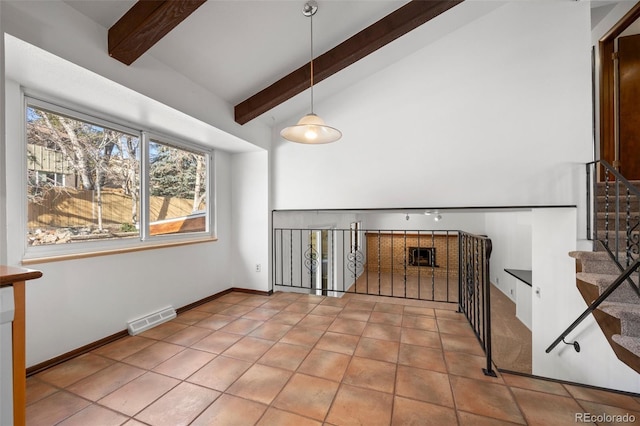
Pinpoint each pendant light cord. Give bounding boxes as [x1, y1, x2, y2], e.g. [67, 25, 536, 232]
[280, 1, 341, 144]
[310, 9, 314, 115]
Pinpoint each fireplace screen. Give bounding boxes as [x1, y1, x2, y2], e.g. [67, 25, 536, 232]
[408, 247, 437, 267]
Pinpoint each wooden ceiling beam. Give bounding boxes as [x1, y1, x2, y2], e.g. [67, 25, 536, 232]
[109, 0, 206, 66]
[234, 0, 463, 125]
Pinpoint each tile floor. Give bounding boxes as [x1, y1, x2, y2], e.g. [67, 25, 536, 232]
[26, 291, 640, 425]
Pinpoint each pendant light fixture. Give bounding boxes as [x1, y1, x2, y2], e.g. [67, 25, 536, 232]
[280, 1, 342, 144]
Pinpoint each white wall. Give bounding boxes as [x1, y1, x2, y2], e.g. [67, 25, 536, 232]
[272, 2, 593, 212]
[532, 208, 640, 393]
[485, 211, 533, 330]
[22, 229, 233, 367]
[231, 151, 270, 291]
[360, 211, 485, 234]
[6, 144, 235, 366]
[0, 1, 4, 266]
[485, 211, 532, 302]
[0, 1, 269, 366]
[273, 211, 358, 230]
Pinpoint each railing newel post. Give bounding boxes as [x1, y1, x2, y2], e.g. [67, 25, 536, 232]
[483, 238, 496, 377]
[587, 163, 592, 241]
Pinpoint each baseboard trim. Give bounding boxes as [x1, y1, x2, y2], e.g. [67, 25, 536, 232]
[26, 330, 129, 377]
[176, 287, 272, 314]
[175, 288, 234, 315]
[231, 287, 273, 296]
[26, 287, 273, 376]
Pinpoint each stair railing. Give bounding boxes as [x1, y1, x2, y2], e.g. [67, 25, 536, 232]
[458, 232, 496, 376]
[546, 257, 640, 354]
[587, 160, 640, 267]
[272, 227, 460, 302]
[586, 160, 640, 297]
[549, 161, 640, 353]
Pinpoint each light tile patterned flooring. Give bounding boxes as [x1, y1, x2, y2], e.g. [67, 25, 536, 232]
[26, 291, 640, 425]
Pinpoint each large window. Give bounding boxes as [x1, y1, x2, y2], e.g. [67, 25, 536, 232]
[25, 96, 213, 255]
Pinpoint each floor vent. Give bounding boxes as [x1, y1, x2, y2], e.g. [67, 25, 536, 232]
[127, 306, 176, 335]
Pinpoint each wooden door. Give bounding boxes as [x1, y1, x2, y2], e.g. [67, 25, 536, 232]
[618, 34, 640, 180]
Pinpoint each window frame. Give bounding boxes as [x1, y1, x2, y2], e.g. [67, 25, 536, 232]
[22, 92, 216, 262]
[142, 132, 213, 242]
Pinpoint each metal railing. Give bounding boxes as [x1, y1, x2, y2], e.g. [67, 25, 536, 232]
[546, 258, 640, 354]
[458, 232, 496, 377]
[586, 160, 640, 298]
[273, 228, 459, 302]
[273, 226, 495, 375]
[587, 160, 640, 267]
[547, 161, 640, 354]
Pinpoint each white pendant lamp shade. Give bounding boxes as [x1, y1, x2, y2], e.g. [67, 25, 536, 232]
[280, 113, 342, 144]
[281, 1, 342, 144]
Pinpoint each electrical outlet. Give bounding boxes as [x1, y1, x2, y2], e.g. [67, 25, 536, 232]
[255, 264, 261, 272]
[509, 288, 514, 295]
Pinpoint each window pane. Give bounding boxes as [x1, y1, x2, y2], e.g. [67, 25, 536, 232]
[148, 140, 207, 236]
[26, 106, 141, 246]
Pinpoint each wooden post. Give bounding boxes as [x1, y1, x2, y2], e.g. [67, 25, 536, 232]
[0, 266, 43, 426]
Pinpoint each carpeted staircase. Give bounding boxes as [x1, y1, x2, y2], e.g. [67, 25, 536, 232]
[568, 180, 640, 374]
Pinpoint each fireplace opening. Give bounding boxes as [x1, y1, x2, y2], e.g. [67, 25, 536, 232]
[408, 247, 437, 267]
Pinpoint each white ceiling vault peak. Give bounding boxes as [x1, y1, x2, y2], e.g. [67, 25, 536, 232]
[63, 0, 411, 126]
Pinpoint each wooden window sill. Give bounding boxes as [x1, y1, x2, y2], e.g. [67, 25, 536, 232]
[21, 236, 217, 265]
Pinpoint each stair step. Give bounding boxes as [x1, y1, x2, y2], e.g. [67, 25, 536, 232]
[569, 251, 612, 261]
[593, 222, 640, 235]
[600, 302, 640, 337]
[600, 301, 640, 317]
[571, 249, 640, 360]
[595, 211, 640, 217]
[596, 230, 640, 237]
[595, 194, 640, 201]
[578, 273, 640, 303]
[595, 181, 640, 196]
[570, 250, 626, 262]
[594, 199, 640, 213]
[570, 250, 637, 274]
[577, 272, 620, 287]
[575, 255, 622, 274]
[612, 334, 640, 355]
[594, 213, 640, 228]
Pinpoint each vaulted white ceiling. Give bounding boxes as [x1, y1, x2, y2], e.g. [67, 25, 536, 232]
[63, 0, 411, 125]
[56, 0, 633, 130]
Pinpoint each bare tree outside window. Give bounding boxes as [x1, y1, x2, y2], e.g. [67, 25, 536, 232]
[148, 141, 207, 236]
[26, 106, 141, 245]
[25, 100, 212, 249]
